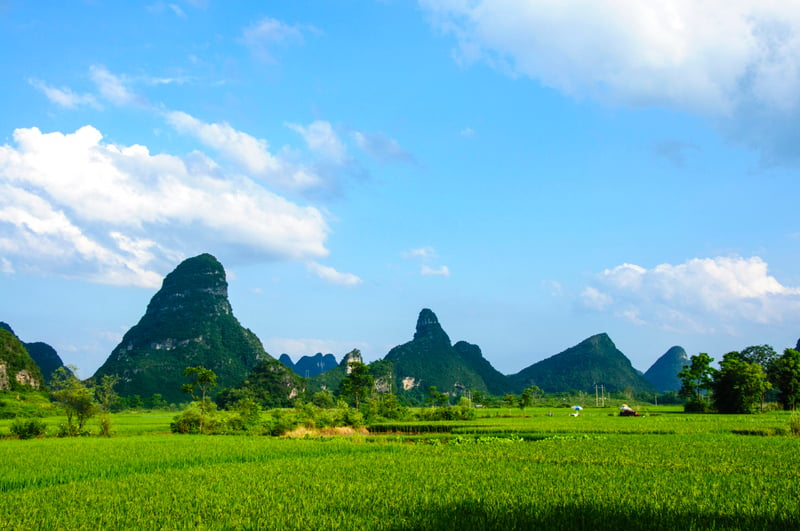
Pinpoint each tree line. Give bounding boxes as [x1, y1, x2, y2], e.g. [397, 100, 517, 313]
[678, 345, 800, 413]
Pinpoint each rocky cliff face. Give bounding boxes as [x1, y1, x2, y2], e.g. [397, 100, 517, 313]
[0, 322, 67, 384]
[0, 328, 43, 391]
[92, 253, 269, 403]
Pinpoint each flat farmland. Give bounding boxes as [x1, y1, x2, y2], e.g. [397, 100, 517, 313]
[1, 407, 798, 530]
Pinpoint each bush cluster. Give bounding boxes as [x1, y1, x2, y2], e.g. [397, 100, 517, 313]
[10, 418, 48, 439]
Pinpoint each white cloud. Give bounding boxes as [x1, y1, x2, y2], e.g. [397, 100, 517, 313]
[242, 17, 316, 63]
[0, 125, 330, 286]
[421, 264, 451, 277]
[580, 256, 800, 333]
[405, 246, 436, 260]
[165, 111, 322, 192]
[286, 120, 348, 165]
[28, 79, 99, 110]
[89, 65, 141, 107]
[404, 246, 450, 277]
[306, 261, 362, 286]
[421, 0, 800, 162]
[580, 286, 612, 311]
[1, 257, 15, 274]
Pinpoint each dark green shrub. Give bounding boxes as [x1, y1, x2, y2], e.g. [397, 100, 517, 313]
[10, 418, 47, 439]
[683, 399, 709, 413]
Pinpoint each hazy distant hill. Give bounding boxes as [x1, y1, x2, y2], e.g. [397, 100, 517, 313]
[509, 333, 657, 394]
[93, 253, 277, 403]
[644, 346, 688, 392]
[0, 327, 43, 391]
[280, 352, 338, 377]
[0, 322, 66, 384]
[384, 309, 512, 401]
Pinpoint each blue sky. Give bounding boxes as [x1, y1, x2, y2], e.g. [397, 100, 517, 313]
[2, 1, 800, 378]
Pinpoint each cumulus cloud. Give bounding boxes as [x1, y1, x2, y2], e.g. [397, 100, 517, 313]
[580, 256, 800, 333]
[0, 125, 330, 287]
[306, 261, 362, 286]
[420, 0, 800, 162]
[165, 111, 322, 192]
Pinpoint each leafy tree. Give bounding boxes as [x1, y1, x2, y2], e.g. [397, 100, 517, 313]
[518, 387, 535, 410]
[738, 345, 778, 411]
[738, 345, 778, 368]
[426, 386, 449, 408]
[182, 366, 217, 433]
[339, 361, 373, 409]
[95, 374, 119, 413]
[712, 352, 771, 414]
[771, 348, 800, 410]
[311, 389, 336, 409]
[148, 393, 167, 410]
[50, 366, 97, 435]
[95, 374, 119, 437]
[678, 353, 716, 411]
[503, 394, 517, 408]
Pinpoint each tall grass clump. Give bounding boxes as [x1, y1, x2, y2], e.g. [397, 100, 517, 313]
[789, 413, 800, 436]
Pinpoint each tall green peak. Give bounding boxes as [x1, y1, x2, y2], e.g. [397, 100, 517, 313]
[93, 253, 269, 403]
[644, 346, 688, 392]
[510, 333, 656, 394]
[384, 309, 509, 402]
[413, 308, 450, 344]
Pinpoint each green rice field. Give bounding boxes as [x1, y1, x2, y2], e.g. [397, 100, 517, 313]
[1, 407, 798, 530]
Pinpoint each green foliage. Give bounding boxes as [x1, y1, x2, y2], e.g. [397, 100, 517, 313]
[311, 389, 336, 408]
[95, 374, 119, 413]
[771, 348, 800, 411]
[216, 358, 302, 410]
[9, 418, 47, 439]
[339, 358, 373, 409]
[678, 352, 716, 409]
[170, 401, 220, 434]
[0, 391, 56, 419]
[712, 352, 771, 414]
[181, 366, 217, 433]
[0, 328, 43, 391]
[50, 366, 97, 433]
[789, 413, 800, 436]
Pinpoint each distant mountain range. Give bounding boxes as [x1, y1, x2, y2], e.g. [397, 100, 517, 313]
[4, 253, 711, 403]
[280, 353, 338, 377]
